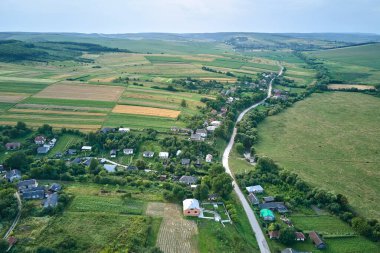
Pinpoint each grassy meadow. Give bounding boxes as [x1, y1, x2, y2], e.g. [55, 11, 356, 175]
[254, 92, 380, 219]
[308, 43, 380, 85]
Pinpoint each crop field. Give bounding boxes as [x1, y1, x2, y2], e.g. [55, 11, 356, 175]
[34, 82, 125, 101]
[254, 92, 380, 219]
[112, 104, 181, 118]
[327, 84, 376, 90]
[146, 202, 199, 253]
[0, 92, 29, 102]
[291, 215, 353, 234]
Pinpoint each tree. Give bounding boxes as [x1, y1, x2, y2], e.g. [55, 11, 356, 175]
[352, 217, 371, 237]
[195, 183, 209, 200]
[257, 157, 278, 173]
[235, 142, 245, 155]
[212, 174, 233, 198]
[88, 159, 99, 174]
[279, 227, 296, 245]
[180, 99, 187, 107]
[0, 239, 8, 252]
[4, 151, 29, 171]
[209, 164, 225, 177]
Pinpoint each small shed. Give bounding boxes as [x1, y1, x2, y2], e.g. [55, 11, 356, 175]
[309, 231, 326, 249]
[123, 149, 134, 155]
[269, 230, 280, 239]
[82, 146, 92, 152]
[5, 142, 21, 150]
[110, 149, 117, 158]
[143, 151, 154, 158]
[159, 152, 169, 159]
[181, 158, 191, 166]
[43, 192, 59, 208]
[246, 185, 264, 194]
[205, 154, 213, 163]
[104, 164, 117, 173]
[295, 232, 305, 241]
[248, 193, 259, 205]
[263, 196, 275, 203]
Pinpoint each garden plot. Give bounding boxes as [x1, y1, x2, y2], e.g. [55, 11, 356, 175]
[146, 202, 199, 253]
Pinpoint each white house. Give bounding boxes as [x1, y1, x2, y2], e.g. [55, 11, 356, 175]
[123, 149, 134, 155]
[205, 154, 213, 163]
[246, 185, 264, 194]
[183, 199, 201, 217]
[210, 121, 221, 127]
[119, 128, 130, 133]
[206, 126, 217, 132]
[159, 152, 169, 159]
[81, 146, 92, 152]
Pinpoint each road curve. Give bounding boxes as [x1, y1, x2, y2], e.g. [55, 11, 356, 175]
[223, 67, 283, 253]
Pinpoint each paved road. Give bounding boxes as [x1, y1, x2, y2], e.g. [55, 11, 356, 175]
[3, 192, 22, 240]
[223, 67, 283, 253]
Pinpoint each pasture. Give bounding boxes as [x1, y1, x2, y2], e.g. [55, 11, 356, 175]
[254, 92, 380, 219]
[308, 43, 380, 85]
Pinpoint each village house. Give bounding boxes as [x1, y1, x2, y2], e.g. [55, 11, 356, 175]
[100, 127, 115, 134]
[206, 126, 216, 132]
[176, 150, 182, 156]
[159, 152, 169, 159]
[205, 154, 213, 163]
[70, 157, 82, 165]
[104, 164, 117, 173]
[183, 198, 201, 217]
[34, 135, 46, 145]
[118, 127, 130, 133]
[22, 187, 45, 200]
[179, 175, 197, 185]
[17, 179, 38, 192]
[295, 232, 306, 241]
[81, 146, 92, 152]
[263, 196, 275, 203]
[210, 120, 221, 126]
[4, 169, 22, 182]
[127, 165, 138, 171]
[208, 193, 219, 201]
[123, 148, 134, 155]
[248, 193, 260, 205]
[143, 151, 154, 158]
[259, 202, 289, 213]
[196, 129, 207, 138]
[37, 146, 50, 154]
[49, 183, 62, 192]
[309, 231, 326, 249]
[181, 158, 191, 166]
[43, 192, 59, 208]
[170, 126, 180, 132]
[246, 185, 264, 194]
[269, 230, 280, 239]
[159, 175, 167, 181]
[110, 149, 117, 158]
[190, 133, 203, 142]
[83, 157, 94, 167]
[5, 142, 21, 150]
[66, 149, 77, 156]
[194, 158, 202, 167]
[260, 208, 275, 221]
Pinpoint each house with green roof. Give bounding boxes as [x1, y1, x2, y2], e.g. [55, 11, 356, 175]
[260, 208, 275, 221]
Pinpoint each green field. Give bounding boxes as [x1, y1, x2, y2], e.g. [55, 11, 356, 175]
[308, 43, 380, 84]
[254, 92, 380, 219]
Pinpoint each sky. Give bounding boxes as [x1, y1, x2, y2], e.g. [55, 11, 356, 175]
[0, 0, 379, 34]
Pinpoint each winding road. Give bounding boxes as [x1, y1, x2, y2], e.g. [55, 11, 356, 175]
[222, 67, 283, 253]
